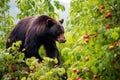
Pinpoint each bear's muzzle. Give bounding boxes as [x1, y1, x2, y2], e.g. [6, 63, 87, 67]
[57, 33, 66, 43]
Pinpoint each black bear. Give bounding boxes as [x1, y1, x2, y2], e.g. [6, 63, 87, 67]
[6, 15, 66, 64]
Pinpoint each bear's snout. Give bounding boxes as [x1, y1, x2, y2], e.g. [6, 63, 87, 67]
[57, 34, 66, 43]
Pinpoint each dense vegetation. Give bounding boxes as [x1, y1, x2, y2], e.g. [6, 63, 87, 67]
[0, 0, 120, 80]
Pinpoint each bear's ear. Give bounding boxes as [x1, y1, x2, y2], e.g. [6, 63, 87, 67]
[59, 19, 64, 24]
[47, 19, 54, 28]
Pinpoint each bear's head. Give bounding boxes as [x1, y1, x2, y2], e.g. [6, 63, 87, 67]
[47, 19, 66, 43]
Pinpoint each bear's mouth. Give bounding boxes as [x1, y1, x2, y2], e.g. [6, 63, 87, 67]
[57, 34, 66, 43]
[57, 39, 66, 43]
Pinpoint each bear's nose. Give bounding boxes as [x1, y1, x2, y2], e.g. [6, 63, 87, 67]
[62, 39, 66, 43]
[60, 39, 66, 43]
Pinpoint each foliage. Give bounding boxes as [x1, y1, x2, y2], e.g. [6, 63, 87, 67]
[60, 0, 120, 80]
[0, 0, 14, 49]
[0, 0, 120, 80]
[16, 0, 65, 19]
[0, 41, 66, 80]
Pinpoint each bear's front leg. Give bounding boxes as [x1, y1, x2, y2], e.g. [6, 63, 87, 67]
[43, 41, 60, 64]
[24, 38, 43, 62]
[24, 46, 43, 62]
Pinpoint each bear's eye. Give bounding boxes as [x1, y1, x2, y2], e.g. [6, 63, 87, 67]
[57, 30, 62, 34]
[58, 30, 62, 33]
[56, 30, 62, 36]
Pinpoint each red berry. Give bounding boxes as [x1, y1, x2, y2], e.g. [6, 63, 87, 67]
[85, 39, 89, 43]
[11, 65, 16, 72]
[93, 74, 98, 79]
[54, 65, 59, 68]
[107, 13, 112, 16]
[85, 56, 89, 61]
[115, 41, 119, 46]
[73, 68, 78, 73]
[94, 34, 97, 37]
[83, 34, 90, 39]
[86, 68, 90, 72]
[105, 24, 110, 29]
[105, 12, 112, 18]
[109, 45, 114, 50]
[105, 16, 108, 18]
[115, 67, 120, 71]
[76, 77, 82, 80]
[112, 59, 117, 64]
[100, 5, 105, 9]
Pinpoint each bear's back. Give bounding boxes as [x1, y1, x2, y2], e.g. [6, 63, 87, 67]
[6, 16, 34, 48]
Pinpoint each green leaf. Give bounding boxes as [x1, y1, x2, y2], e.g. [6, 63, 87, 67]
[91, 67, 98, 74]
[111, 31, 119, 40]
